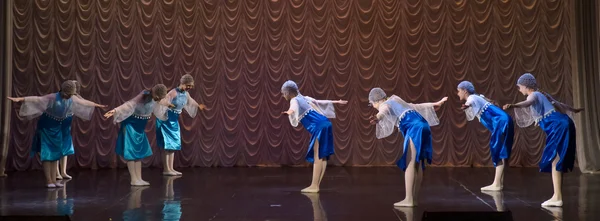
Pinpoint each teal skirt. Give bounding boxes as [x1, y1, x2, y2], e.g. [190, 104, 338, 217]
[156, 110, 182, 151]
[115, 115, 153, 161]
[31, 113, 72, 162]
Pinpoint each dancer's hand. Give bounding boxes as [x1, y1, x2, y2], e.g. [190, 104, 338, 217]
[502, 104, 512, 110]
[168, 104, 176, 109]
[7, 97, 23, 102]
[95, 104, 108, 108]
[435, 97, 448, 107]
[573, 108, 584, 113]
[369, 115, 379, 124]
[336, 100, 348, 105]
[104, 110, 116, 118]
[198, 104, 207, 111]
[460, 104, 469, 110]
[281, 110, 292, 115]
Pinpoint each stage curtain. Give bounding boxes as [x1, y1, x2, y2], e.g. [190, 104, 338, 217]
[7, 0, 575, 170]
[573, 0, 600, 173]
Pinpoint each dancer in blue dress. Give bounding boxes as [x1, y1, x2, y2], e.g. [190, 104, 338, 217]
[156, 74, 206, 176]
[503, 73, 583, 207]
[281, 80, 347, 193]
[457, 81, 514, 191]
[7, 80, 105, 188]
[104, 84, 170, 186]
[368, 88, 447, 207]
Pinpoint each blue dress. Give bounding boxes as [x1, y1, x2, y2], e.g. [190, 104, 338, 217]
[31, 93, 74, 162]
[156, 89, 188, 151]
[397, 110, 433, 171]
[300, 110, 335, 163]
[288, 96, 336, 163]
[465, 95, 514, 166]
[114, 92, 157, 161]
[374, 97, 438, 172]
[514, 92, 576, 173]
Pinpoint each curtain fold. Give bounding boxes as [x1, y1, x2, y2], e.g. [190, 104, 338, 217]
[573, 0, 600, 173]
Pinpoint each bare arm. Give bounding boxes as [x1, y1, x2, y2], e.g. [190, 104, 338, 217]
[503, 94, 535, 110]
[313, 99, 348, 105]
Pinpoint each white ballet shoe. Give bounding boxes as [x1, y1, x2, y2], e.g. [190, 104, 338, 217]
[60, 173, 72, 179]
[56, 174, 63, 180]
[47, 183, 57, 188]
[54, 182, 64, 187]
[541, 199, 563, 207]
[481, 184, 503, 191]
[301, 186, 320, 193]
[163, 172, 178, 176]
[394, 199, 417, 207]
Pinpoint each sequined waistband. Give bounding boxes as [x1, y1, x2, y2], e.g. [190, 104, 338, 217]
[476, 102, 492, 117]
[131, 114, 151, 120]
[398, 109, 416, 124]
[168, 109, 182, 114]
[42, 112, 68, 121]
[534, 109, 556, 124]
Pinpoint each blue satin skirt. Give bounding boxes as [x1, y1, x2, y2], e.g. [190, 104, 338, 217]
[31, 113, 72, 161]
[60, 116, 75, 157]
[156, 110, 182, 151]
[538, 111, 576, 173]
[397, 111, 433, 171]
[479, 105, 514, 167]
[300, 110, 335, 163]
[116, 116, 153, 161]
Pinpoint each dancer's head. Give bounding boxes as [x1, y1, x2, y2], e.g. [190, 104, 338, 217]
[60, 80, 78, 99]
[516, 73, 537, 95]
[179, 74, 195, 91]
[151, 84, 168, 101]
[72, 80, 81, 95]
[457, 81, 475, 101]
[281, 80, 299, 100]
[368, 88, 387, 109]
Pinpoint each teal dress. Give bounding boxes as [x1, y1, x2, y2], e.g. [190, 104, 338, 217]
[114, 91, 159, 161]
[156, 88, 190, 151]
[25, 93, 94, 161]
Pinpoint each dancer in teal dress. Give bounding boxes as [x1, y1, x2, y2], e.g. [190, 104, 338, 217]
[56, 80, 87, 180]
[368, 88, 446, 207]
[104, 84, 170, 186]
[457, 81, 514, 191]
[7, 81, 105, 188]
[281, 80, 347, 193]
[156, 74, 206, 176]
[504, 73, 583, 207]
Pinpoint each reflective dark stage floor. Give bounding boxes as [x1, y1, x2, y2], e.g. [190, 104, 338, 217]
[0, 167, 599, 221]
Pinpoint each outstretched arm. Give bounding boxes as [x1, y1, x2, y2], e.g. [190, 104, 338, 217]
[313, 99, 348, 105]
[7, 97, 25, 102]
[503, 94, 535, 110]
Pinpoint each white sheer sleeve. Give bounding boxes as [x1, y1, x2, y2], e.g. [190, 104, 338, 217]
[112, 93, 144, 124]
[71, 95, 97, 121]
[305, 96, 336, 119]
[19, 94, 55, 120]
[153, 102, 169, 121]
[513, 93, 538, 128]
[287, 98, 301, 127]
[184, 93, 199, 118]
[375, 103, 398, 139]
[388, 95, 439, 126]
[463, 96, 476, 121]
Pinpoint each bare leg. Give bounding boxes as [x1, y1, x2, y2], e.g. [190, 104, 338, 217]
[43, 161, 56, 188]
[51, 161, 63, 187]
[542, 156, 563, 207]
[170, 152, 181, 175]
[302, 141, 323, 193]
[163, 151, 177, 176]
[395, 139, 417, 207]
[127, 161, 143, 186]
[481, 159, 505, 191]
[414, 157, 423, 205]
[136, 161, 149, 186]
[56, 162, 62, 180]
[59, 156, 71, 179]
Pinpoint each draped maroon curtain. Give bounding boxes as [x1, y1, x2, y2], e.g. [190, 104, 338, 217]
[7, 0, 574, 170]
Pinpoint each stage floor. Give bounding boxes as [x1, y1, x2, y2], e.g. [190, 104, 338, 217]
[0, 167, 598, 220]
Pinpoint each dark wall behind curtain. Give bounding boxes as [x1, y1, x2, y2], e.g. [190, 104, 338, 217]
[7, 0, 574, 170]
